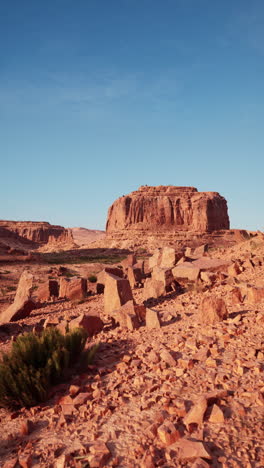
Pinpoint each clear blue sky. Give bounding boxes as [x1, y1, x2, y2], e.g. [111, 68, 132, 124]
[1, 0, 263, 231]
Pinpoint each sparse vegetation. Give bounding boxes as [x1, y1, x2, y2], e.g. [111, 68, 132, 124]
[0, 327, 98, 409]
[64, 271, 76, 278]
[44, 253, 127, 265]
[88, 274, 97, 283]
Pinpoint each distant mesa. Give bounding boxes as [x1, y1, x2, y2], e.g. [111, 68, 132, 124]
[0, 220, 74, 257]
[105, 185, 248, 250]
[106, 185, 229, 233]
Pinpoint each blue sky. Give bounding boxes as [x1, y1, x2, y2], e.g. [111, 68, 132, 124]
[1, 0, 263, 230]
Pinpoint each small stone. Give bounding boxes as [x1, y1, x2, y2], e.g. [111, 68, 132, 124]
[2, 458, 19, 468]
[199, 296, 228, 324]
[157, 421, 180, 446]
[146, 308, 161, 329]
[18, 454, 32, 468]
[184, 397, 207, 429]
[208, 404, 225, 423]
[160, 349, 177, 367]
[20, 419, 34, 436]
[171, 439, 211, 460]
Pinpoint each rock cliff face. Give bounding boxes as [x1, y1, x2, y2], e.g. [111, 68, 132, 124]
[107, 186, 229, 232]
[0, 221, 73, 249]
[105, 186, 232, 250]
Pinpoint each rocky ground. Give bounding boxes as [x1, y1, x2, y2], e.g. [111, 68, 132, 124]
[0, 239, 264, 467]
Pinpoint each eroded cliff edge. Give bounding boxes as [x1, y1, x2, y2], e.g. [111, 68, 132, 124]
[104, 186, 251, 250]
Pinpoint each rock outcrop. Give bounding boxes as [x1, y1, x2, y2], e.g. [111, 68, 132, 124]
[0, 270, 37, 323]
[105, 185, 237, 250]
[107, 186, 229, 233]
[0, 220, 73, 247]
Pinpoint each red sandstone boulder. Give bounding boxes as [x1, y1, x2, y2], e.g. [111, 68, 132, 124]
[0, 270, 36, 323]
[152, 267, 175, 291]
[37, 280, 59, 302]
[97, 267, 123, 286]
[191, 258, 230, 273]
[143, 278, 165, 300]
[59, 277, 87, 300]
[127, 266, 142, 288]
[231, 288, 243, 304]
[199, 296, 228, 324]
[193, 244, 208, 257]
[111, 300, 140, 330]
[148, 249, 162, 270]
[104, 273, 133, 315]
[200, 271, 217, 285]
[146, 308, 161, 329]
[68, 313, 103, 336]
[172, 263, 200, 282]
[227, 262, 241, 277]
[159, 246, 182, 268]
[247, 287, 264, 304]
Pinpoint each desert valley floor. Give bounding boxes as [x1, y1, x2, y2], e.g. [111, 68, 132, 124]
[0, 235, 264, 467]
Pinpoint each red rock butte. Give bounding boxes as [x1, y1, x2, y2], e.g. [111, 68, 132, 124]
[106, 186, 229, 233]
[105, 186, 251, 250]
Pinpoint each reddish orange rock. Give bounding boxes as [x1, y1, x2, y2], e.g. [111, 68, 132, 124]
[127, 266, 142, 288]
[157, 421, 181, 446]
[37, 279, 59, 302]
[0, 270, 36, 324]
[18, 453, 32, 468]
[231, 287, 243, 304]
[106, 186, 229, 234]
[247, 287, 264, 304]
[146, 308, 161, 329]
[68, 313, 103, 336]
[104, 273, 133, 315]
[199, 295, 228, 324]
[208, 404, 225, 423]
[59, 277, 87, 300]
[143, 278, 165, 300]
[2, 458, 19, 468]
[111, 300, 140, 330]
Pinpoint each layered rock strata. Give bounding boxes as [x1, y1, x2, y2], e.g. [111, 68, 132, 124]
[0, 220, 74, 250]
[0, 221, 73, 244]
[106, 185, 233, 249]
[107, 186, 229, 233]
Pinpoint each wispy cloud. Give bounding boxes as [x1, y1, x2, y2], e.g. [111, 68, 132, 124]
[0, 66, 187, 118]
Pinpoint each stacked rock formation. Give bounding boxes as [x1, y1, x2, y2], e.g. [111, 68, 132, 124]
[106, 186, 248, 250]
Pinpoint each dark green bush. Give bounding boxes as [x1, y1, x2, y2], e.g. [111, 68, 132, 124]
[0, 327, 97, 409]
[88, 275, 97, 283]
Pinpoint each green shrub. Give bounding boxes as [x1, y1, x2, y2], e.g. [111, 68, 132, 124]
[0, 327, 97, 409]
[88, 275, 97, 283]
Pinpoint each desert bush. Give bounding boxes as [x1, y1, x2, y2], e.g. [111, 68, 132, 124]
[0, 327, 97, 409]
[88, 275, 97, 283]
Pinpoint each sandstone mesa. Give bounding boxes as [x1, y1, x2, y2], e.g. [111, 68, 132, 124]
[105, 185, 249, 250]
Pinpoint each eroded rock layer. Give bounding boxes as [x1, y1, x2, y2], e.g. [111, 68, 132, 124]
[107, 186, 229, 234]
[0, 221, 72, 244]
[105, 186, 231, 249]
[0, 221, 74, 256]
